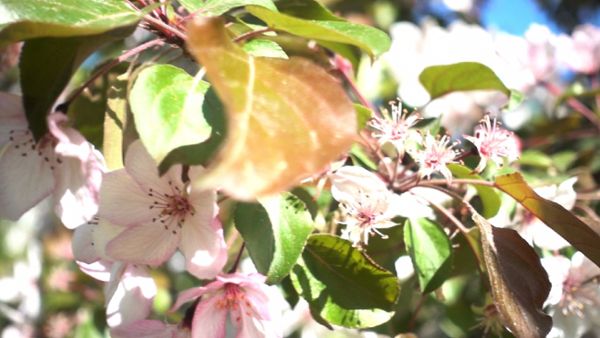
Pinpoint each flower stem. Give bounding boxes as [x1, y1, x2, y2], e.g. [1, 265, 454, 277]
[228, 242, 246, 273]
[425, 178, 495, 187]
[58, 38, 164, 110]
[544, 81, 600, 131]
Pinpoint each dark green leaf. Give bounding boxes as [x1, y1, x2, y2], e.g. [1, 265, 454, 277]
[472, 212, 552, 338]
[20, 27, 134, 140]
[158, 88, 226, 174]
[419, 62, 510, 100]
[247, 5, 390, 58]
[290, 234, 398, 328]
[234, 193, 314, 284]
[448, 163, 501, 218]
[130, 64, 212, 164]
[404, 218, 453, 293]
[0, 0, 141, 44]
[495, 172, 600, 267]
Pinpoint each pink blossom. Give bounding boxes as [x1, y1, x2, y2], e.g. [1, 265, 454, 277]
[524, 24, 557, 81]
[97, 141, 227, 279]
[542, 252, 600, 337]
[0, 93, 104, 228]
[171, 273, 282, 338]
[412, 132, 458, 184]
[369, 101, 421, 157]
[557, 24, 600, 74]
[464, 115, 520, 172]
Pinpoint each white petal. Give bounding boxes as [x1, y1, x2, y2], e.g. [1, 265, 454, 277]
[77, 260, 113, 282]
[105, 264, 157, 328]
[179, 217, 227, 279]
[72, 220, 123, 263]
[170, 286, 210, 312]
[330, 166, 388, 202]
[98, 170, 157, 226]
[0, 93, 28, 147]
[191, 296, 227, 338]
[0, 142, 53, 220]
[106, 223, 181, 266]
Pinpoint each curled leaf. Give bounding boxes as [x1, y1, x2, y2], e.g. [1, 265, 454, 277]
[186, 17, 356, 200]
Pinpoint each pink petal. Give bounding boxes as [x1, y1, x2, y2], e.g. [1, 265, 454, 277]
[106, 223, 181, 266]
[105, 264, 157, 328]
[110, 320, 175, 338]
[72, 220, 124, 263]
[124, 140, 181, 192]
[170, 286, 211, 312]
[52, 153, 103, 229]
[98, 169, 157, 226]
[0, 141, 53, 220]
[192, 295, 227, 338]
[47, 114, 90, 161]
[0, 93, 28, 146]
[179, 216, 227, 279]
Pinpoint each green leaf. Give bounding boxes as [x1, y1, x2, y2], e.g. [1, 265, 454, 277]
[276, 0, 342, 21]
[506, 89, 524, 110]
[103, 72, 129, 170]
[495, 172, 600, 267]
[177, 0, 204, 12]
[198, 0, 277, 15]
[247, 5, 390, 58]
[186, 17, 356, 200]
[157, 88, 226, 175]
[20, 27, 134, 140]
[290, 234, 398, 328]
[419, 62, 510, 100]
[234, 193, 314, 284]
[0, 0, 141, 44]
[472, 212, 551, 338]
[354, 103, 372, 131]
[243, 38, 288, 59]
[404, 218, 453, 293]
[518, 150, 553, 168]
[448, 163, 501, 218]
[130, 64, 212, 164]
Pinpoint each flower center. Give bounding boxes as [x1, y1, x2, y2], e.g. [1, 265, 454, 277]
[216, 283, 255, 324]
[8, 129, 62, 170]
[147, 181, 195, 234]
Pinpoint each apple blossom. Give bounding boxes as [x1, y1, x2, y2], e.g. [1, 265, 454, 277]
[111, 320, 190, 338]
[464, 115, 520, 172]
[171, 272, 282, 338]
[556, 24, 600, 74]
[97, 141, 227, 279]
[369, 101, 421, 157]
[542, 252, 600, 337]
[0, 92, 104, 228]
[412, 132, 458, 184]
[524, 24, 557, 82]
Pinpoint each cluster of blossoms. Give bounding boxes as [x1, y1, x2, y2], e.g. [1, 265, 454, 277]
[0, 95, 284, 337]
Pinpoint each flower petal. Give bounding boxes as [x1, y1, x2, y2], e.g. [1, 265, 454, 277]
[0, 93, 28, 147]
[0, 142, 53, 220]
[72, 220, 123, 263]
[192, 295, 227, 338]
[179, 216, 227, 279]
[106, 223, 181, 266]
[124, 140, 181, 192]
[170, 286, 210, 312]
[98, 169, 157, 226]
[77, 260, 113, 282]
[110, 320, 175, 338]
[105, 264, 157, 328]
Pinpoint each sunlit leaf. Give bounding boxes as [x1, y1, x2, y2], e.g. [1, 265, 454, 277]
[247, 5, 390, 58]
[234, 193, 314, 284]
[195, 0, 277, 15]
[0, 0, 141, 44]
[276, 0, 342, 21]
[404, 218, 453, 293]
[290, 234, 398, 328]
[448, 163, 501, 218]
[186, 17, 356, 200]
[495, 172, 600, 266]
[354, 103, 372, 131]
[103, 73, 129, 170]
[129, 64, 212, 164]
[472, 212, 552, 338]
[243, 38, 288, 59]
[419, 62, 510, 100]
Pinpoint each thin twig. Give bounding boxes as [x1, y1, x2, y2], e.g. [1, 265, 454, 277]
[144, 15, 187, 41]
[228, 242, 246, 273]
[60, 38, 164, 109]
[425, 178, 495, 187]
[232, 27, 273, 43]
[545, 81, 600, 131]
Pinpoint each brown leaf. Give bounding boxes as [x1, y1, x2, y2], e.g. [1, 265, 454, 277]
[473, 212, 552, 338]
[185, 17, 356, 200]
[495, 172, 600, 267]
